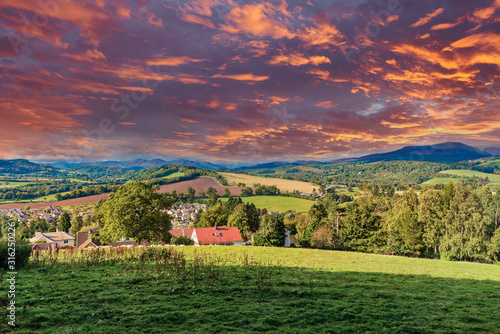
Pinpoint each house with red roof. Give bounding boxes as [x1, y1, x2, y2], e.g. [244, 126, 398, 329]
[171, 226, 243, 246]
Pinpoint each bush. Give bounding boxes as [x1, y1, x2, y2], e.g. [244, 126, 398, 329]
[0, 238, 32, 270]
[171, 235, 194, 246]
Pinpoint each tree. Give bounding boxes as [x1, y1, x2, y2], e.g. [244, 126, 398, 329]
[187, 186, 196, 197]
[207, 187, 219, 206]
[228, 203, 250, 239]
[98, 182, 173, 244]
[253, 214, 285, 247]
[24, 205, 30, 211]
[195, 202, 228, 228]
[310, 227, 335, 249]
[223, 188, 231, 197]
[241, 187, 253, 197]
[59, 211, 71, 232]
[69, 215, 84, 236]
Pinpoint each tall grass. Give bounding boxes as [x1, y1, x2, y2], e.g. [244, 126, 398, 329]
[29, 246, 281, 291]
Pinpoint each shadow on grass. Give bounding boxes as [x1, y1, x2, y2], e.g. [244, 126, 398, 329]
[1, 265, 499, 334]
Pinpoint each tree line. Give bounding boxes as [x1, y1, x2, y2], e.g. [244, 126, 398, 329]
[284, 182, 500, 263]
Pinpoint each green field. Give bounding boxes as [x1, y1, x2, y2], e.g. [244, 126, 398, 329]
[477, 158, 500, 168]
[164, 172, 186, 179]
[0, 180, 31, 188]
[220, 172, 317, 193]
[221, 195, 315, 213]
[7, 246, 500, 333]
[421, 177, 465, 186]
[439, 169, 500, 183]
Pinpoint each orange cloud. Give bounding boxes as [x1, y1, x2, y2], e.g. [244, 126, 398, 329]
[145, 56, 207, 66]
[315, 101, 337, 108]
[431, 22, 460, 30]
[221, 2, 295, 39]
[268, 53, 331, 66]
[211, 73, 270, 81]
[180, 13, 216, 28]
[410, 8, 444, 28]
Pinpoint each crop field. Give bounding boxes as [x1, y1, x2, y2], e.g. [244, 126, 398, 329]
[221, 195, 315, 213]
[159, 177, 242, 196]
[220, 173, 317, 193]
[6, 246, 500, 333]
[439, 169, 500, 184]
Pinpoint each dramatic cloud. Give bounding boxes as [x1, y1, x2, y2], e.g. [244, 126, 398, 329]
[0, 0, 499, 163]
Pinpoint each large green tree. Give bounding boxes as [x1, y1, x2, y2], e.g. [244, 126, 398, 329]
[59, 212, 71, 232]
[253, 213, 285, 247]
[98, 182, 173, 244]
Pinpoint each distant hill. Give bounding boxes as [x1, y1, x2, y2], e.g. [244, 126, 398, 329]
[337, 142, 492, 163]
[51, 159, 223, 171]
[0, 159, 58, 174]
[483, 147, 500, 156]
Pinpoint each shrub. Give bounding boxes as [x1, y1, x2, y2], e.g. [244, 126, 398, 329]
[0, 237, 32, 270]
[171, 235, 194, 246]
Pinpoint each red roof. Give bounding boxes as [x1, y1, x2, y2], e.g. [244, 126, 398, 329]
[170, 228, 195, 238]
[194, 226, 242, 245]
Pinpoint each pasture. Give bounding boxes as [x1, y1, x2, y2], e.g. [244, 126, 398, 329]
[221, 195, 315, 213]
[6, 246, 500, 333]
[220, 172, 317, 193]
[420, 177, 464, 186]
[439, 169, 500, 184]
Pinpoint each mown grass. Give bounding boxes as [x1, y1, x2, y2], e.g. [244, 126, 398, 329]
[220, 173, 317, 193]
[2, 247, 499, 333]
[220, 195, 315, 213]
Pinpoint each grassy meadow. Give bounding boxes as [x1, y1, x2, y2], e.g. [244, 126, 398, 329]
[3, 246, 500, 333]
[420, 177, 465, 186]
[220, 173, 317, 193]
[220, 195, 315, 213]
[164, 172, 186, 179]
[0, 181, 31, 188]
[439, 169, 500, 184]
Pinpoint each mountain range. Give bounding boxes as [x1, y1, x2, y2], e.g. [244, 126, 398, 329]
[3, 142, 498, 173]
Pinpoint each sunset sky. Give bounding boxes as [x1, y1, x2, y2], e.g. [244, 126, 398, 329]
[1, 0, 500, 164]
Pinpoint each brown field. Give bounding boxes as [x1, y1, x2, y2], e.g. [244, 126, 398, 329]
[0, 177, 240, 210]
[0, 194, 110, 211]
[220, 172, 317, 193]
[158, 177, 242, 196]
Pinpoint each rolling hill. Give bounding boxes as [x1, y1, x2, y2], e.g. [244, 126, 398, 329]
[0, 159, 58, 174]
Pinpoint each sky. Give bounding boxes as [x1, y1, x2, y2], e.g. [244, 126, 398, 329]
[1, 0, 500, 164]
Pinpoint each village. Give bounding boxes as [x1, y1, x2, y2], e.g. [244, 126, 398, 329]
[2, 202, 263, 250]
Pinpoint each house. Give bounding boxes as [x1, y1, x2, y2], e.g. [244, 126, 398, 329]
[76, 230, 101, 248]
[171, 226, 243, 246]
[78, 238, 103, 249]
[29, 229, 75, 249]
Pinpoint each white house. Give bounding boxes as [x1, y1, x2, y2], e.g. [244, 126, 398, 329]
[29, 230, 75, 248]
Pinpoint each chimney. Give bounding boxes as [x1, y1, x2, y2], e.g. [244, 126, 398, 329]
[56, 226, 59, 232]
[35, 230, 42, 238]
[214, 225, 218, 231]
